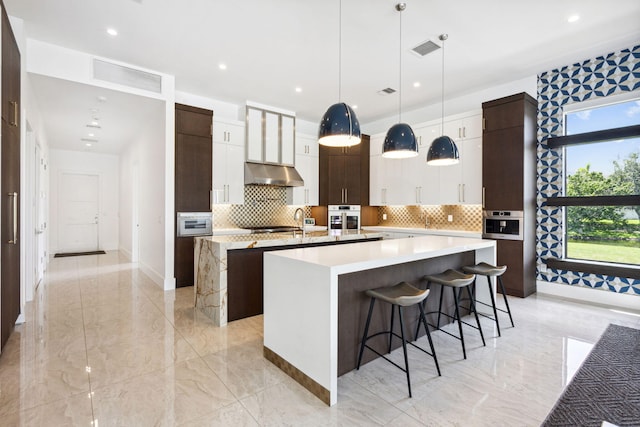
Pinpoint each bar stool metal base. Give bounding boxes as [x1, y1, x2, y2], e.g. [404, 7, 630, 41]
[356, 282, 441, 398]
[415, 269, 486, 359]
[462, 262, 514, 337]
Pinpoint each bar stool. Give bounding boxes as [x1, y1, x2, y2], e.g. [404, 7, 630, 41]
[462, 262, 514, 337]
[415, 269, 485, 359]
[357, 281, 441, 398]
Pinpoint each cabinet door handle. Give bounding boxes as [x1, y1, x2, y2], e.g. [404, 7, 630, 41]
[8, 192, 17, 244]
[462, 184, 465, 202]
[458, 127, 461, 138]
[10, 101, 18, 127]
[462, 126, 466, 138]
[458, 184, 462, 202]
[482, 187, 485, 208]
[345, 188, 348, 203]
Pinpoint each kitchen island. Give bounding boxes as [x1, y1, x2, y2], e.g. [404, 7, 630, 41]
[194, 230, 384, 326]
[263, 235, 496, 406]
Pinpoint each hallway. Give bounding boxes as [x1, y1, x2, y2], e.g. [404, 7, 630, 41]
[0, 252, 638, 426]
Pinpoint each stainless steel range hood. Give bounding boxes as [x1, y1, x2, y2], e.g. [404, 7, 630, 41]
[244, 162, 304, 187]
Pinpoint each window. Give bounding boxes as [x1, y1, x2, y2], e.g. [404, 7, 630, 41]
[546, 98, 640, 277]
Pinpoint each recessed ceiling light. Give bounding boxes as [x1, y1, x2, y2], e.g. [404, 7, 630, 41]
[91, 120, 99, 126]
[106, 28, 118, 36]
[413, 82, 421, 88]
[352, 105, 358, 109]
[85, 143, 92, 147]
[295, 87, 302, 93]
[567, 15, 580, 23]
[88, 133, 95, 137]
[97, 96, 107, 102]
[218, 63, 227, 70]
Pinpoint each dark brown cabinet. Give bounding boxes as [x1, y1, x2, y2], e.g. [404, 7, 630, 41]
[482, 93, 537, 297]
[227, 238, 381, 322]
[174, 104, 212, 288]
[1, 5, 21, 351]
[319, 135, 370, 206]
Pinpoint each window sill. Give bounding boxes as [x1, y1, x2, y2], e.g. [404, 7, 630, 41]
[545, 258, 640, 280]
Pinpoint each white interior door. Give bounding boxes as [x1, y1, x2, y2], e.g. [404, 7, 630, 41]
[35, 143, 46, 286]
[58, 172, 99, 253]
[131, 164, 140, 263]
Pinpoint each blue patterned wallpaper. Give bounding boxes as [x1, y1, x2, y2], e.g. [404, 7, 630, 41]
[536, 45, 640, 296]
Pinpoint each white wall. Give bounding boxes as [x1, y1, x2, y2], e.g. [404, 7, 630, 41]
[119, 104, 168, 287]
[49, 150, 119, 253]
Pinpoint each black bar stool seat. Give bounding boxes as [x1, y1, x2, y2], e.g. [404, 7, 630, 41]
[357, 281, 440, 398]
[415, 269, 485, 359]
[462, 262, 514, 337]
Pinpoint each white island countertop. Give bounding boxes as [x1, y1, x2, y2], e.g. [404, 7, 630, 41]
[269, 235, 493, 273]
[263, 235, 496, 406]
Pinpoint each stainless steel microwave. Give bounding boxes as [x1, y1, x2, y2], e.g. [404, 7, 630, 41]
[482, 210, 523, 240]
[177, 212, 213, 237]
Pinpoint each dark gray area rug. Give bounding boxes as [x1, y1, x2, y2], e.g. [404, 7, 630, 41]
[54, 250, 106, 258]
[542, 323, 640, 427]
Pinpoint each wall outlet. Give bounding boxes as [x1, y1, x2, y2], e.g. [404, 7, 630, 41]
[447, 214, 453, 222]
[382, 213, 387, 221]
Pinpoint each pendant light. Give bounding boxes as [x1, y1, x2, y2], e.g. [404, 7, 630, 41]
[382, 3, 418, 159]
[318, 0, 361, 147]
[427, 34, 459, 165]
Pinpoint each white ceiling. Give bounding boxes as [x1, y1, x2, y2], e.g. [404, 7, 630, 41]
[6, 0, 640, 154]
[28, 74, 165, 154]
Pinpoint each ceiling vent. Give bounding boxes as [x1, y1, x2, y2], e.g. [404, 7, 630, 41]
[81, 138, 99, 143]
[411, 39, 441, 57]
[93, 59, 162, 93]
[378, 87, 396, 96]
[86, 124, 101, 129]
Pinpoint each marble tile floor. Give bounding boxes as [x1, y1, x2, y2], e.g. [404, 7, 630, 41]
[1, 251, 639, 426]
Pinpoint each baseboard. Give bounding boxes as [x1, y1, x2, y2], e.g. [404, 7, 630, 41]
[119, 246, 133, 262]
[536, 280, 640, 313]
[138, 261, 165, 289]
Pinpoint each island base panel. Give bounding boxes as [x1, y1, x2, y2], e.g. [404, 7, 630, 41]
[264, 346, 330, 405]
[338, 251, 475, 376]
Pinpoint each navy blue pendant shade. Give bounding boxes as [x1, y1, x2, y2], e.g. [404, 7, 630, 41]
[426, 135, 459, 165]
[382, 123, 418, 159]
[318, 102, 362, 147]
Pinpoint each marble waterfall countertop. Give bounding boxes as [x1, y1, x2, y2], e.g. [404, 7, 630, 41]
[193, 229, 384, 326]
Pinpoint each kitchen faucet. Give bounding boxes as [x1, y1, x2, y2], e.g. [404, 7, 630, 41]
[294, 208, 306, 237]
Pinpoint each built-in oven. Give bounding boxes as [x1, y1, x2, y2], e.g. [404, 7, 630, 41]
[483, 210, 523, 240]
[328, 205, 360, 232]
[177, 212, 213, 237]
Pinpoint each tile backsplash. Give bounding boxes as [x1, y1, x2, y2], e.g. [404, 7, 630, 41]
[212, 185, 311, 228]
[212, 185, 482, 232]
[377, 205, 482, 231]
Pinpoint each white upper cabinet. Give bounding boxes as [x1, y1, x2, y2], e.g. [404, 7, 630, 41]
[213, 141, 244, 205]
[213, 118, 245, 146]
[288, 133, 318, 206]
[443, 112, 482, 141]
[281, 115, 295, 165]
[212, 118, 245, 205]
[440, 112, 483, 204]
[369, 111, 482, 206]
[245, 105, 296, 166]
[246, 108, 263, 162]
[264, 111, 279, 163]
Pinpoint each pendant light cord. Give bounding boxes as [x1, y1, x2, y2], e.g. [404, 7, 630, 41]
[440, 34, 447, 133]
[397, 3, 405, 123]
[338, 0, 342, 102]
